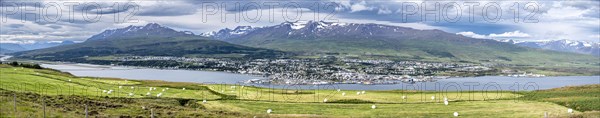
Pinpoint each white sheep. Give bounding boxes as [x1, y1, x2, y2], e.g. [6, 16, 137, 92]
[182, 88, 186, 90]
[402, 96, 407, 99]
[342, 92, 346, 96]
[267, 109, 272, 114]
[371, 105, 376, 109]
[119, 86, 122, 89]
[323, 98, 328, 103]
[202, 99, 207, 104]
[453, 112, 459, 117]
[568, 108, 573, 113]
[156, 93, 163, 97]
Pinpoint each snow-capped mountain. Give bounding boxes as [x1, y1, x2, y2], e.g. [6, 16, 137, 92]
[201, 26, 258, 40]
[499, 39, 600, 56]
[87, 23, 195, 41]
[202, 20, 442, 42]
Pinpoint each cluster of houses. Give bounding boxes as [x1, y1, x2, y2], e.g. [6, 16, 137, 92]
[114, 56, 493, 85]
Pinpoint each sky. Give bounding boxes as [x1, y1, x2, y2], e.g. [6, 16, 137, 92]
[1, 0, 599, 44]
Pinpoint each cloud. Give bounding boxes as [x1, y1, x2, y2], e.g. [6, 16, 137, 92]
[8, 24, 24, 28]
[1, 0, 599, 43]
[377, 7, 392, 14]
[350, 1, 373, 12]
[456, 31, 487, 39]
[488, 31, 531, 38]
[457, 30, 531, 39]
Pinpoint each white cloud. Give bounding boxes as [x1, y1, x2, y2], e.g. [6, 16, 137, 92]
[2, 1, 599, 43]
[456, 32, 487, 39]
[457, 30, 531, 39]
[350, 1, 373, 12]
[488, 31, 531, 38]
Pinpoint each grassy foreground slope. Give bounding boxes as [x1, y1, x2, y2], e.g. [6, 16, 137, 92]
[0, 64, 598, 117]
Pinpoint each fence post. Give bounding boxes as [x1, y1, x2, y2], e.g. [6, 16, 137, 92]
[85, 104, 88, 118]
[150, 109, 154, 118]
[13, 93, 17, 118]
[43, 98, 46, 118]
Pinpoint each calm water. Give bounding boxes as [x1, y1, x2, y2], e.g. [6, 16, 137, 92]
[41, 63, 263, 84]
[42, 63, 599, 91]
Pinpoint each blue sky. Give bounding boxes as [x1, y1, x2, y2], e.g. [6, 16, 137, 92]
[1, 0, 599, 43]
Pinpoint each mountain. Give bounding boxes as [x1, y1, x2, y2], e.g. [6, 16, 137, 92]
[0, 41, 76, 54]
[14, 23, 286, 61]
[87, 23, 195, 41]
[19, 41, 76, 50]
[498, 39, 600, 56]
[202, 20, 597, 64]
[201, 26, 258, 40]
[0, 48, 14, 54]
[0, 43, 26, 54]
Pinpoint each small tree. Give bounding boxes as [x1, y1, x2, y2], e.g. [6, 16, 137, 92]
[32, 64, 42, 69]
[10, 61, 18, 66]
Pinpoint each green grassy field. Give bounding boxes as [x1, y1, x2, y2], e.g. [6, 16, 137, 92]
[0, 64, 598, 117]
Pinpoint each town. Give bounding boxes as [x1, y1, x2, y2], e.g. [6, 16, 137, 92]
[109, 56, 497, 85]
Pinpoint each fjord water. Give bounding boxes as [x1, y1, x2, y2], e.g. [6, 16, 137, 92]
[42, 63, 599, 91]
[41, 63, 262, 84]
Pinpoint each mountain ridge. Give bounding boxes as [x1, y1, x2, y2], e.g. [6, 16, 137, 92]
[498, 39, 600, 56]
[13, 23, 287, 60]
[200, 20, 597, 65]
[87, 23, 196, 41]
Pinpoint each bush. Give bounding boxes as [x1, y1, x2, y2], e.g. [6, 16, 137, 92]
[7, 61, 43, 69]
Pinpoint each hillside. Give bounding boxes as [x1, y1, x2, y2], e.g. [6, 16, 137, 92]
[12, 23, 286, 61]
[1, 64, 597, 117]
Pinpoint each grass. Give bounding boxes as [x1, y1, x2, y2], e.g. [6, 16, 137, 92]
[520, 84, 600, 112]
[206, 84, 521, 103]
[205, 100, 576, 118]
[0, 64, 598, 117]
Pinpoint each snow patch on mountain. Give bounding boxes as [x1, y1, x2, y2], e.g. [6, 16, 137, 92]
[499, 39, 599, 56]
